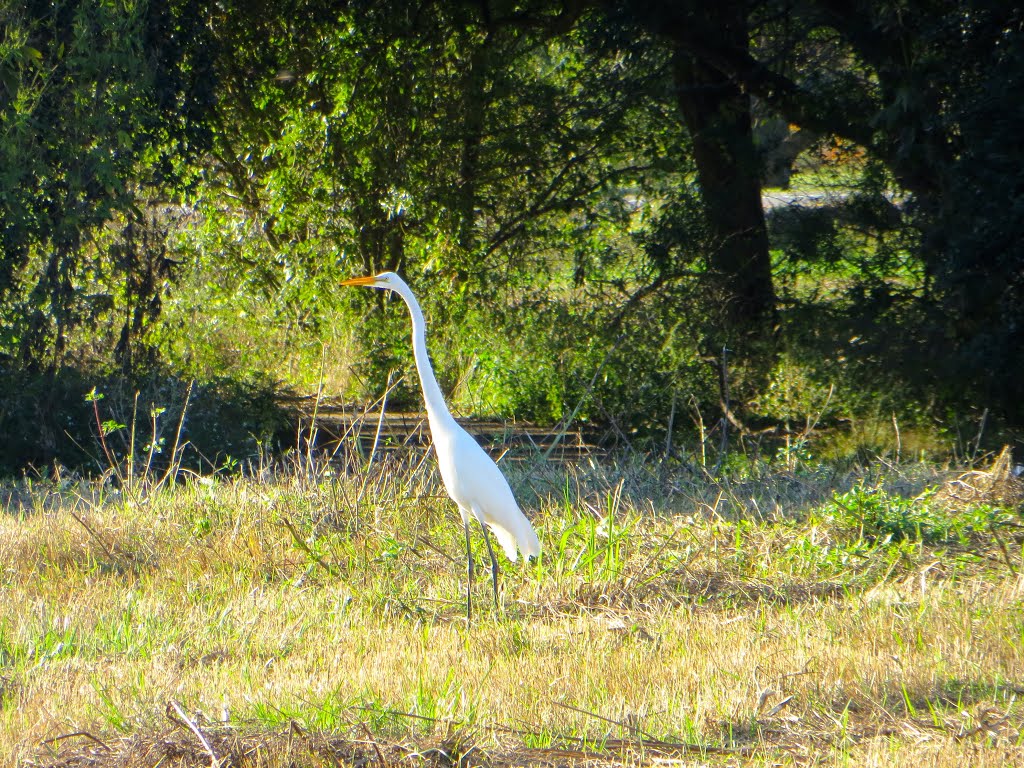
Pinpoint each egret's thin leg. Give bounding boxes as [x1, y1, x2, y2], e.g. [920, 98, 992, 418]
[464, 518, 474, 622]
[477, 516, 500, 611]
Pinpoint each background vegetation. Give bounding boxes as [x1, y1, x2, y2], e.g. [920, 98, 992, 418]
[2, 0, 1022, 471]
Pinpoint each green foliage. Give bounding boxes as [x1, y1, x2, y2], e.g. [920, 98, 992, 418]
[159, 0, 1024, 442]
[1, 0, 1023, 476]
[829, 486, 945, 544]
[762, 5, 1024, 427]
[551, 492, 633, 583]
[0, 368, 289, 479]
[162, 3, 694, 429]
[753, 353, 835, 427]
[0, 367, 94, 473]
[924, 12, 1024, 421]
[455, 303, 576, 422]
[825, 485, 1017, 547]
[0, 0, 210, 368]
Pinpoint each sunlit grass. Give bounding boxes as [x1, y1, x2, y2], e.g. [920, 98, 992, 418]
[1, 448, 1021, 767]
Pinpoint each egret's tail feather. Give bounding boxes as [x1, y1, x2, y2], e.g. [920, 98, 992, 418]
[487, 514, 540, 562]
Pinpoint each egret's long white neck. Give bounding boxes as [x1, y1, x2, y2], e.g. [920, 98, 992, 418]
[389, 280, 459, 433]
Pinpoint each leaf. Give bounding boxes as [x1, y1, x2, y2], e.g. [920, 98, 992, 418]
[101, 419, 126, 436]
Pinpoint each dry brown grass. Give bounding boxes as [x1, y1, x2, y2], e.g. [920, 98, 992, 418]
[933, 446, 1024, 512]
[1, 451, 1022, 767]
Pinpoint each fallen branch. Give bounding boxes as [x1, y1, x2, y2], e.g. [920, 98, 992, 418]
[40, 730, 111, 752]
[167, 701, 221, 768]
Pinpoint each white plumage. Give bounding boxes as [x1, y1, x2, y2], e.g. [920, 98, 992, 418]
[341, 271, 540, 619]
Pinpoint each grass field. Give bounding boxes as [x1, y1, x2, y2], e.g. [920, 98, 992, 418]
[1, 441, 1022, 767]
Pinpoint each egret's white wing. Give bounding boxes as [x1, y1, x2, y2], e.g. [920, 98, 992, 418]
[435, 426, 540, 561]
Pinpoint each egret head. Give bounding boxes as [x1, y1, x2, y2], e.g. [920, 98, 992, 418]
[340, 271, 402, 290]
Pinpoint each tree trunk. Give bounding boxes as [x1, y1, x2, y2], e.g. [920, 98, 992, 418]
[457, 34, 492, 253]
[672, 37, 776, 348]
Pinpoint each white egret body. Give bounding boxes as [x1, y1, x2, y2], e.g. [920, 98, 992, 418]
[341, 272, 540, 619]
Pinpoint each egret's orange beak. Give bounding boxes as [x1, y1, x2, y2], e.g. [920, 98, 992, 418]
[340, 275, 377, 287]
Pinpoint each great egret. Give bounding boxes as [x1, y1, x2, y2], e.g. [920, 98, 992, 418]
[341, 272, 540, 620]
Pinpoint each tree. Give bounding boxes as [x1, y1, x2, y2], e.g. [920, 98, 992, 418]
[609, 0, 1024, 423]
[181, 0, 676, 409]
[0, 0, 213, 370]
[621, 1, 777, 344]
[729, 2, 1024, 421]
